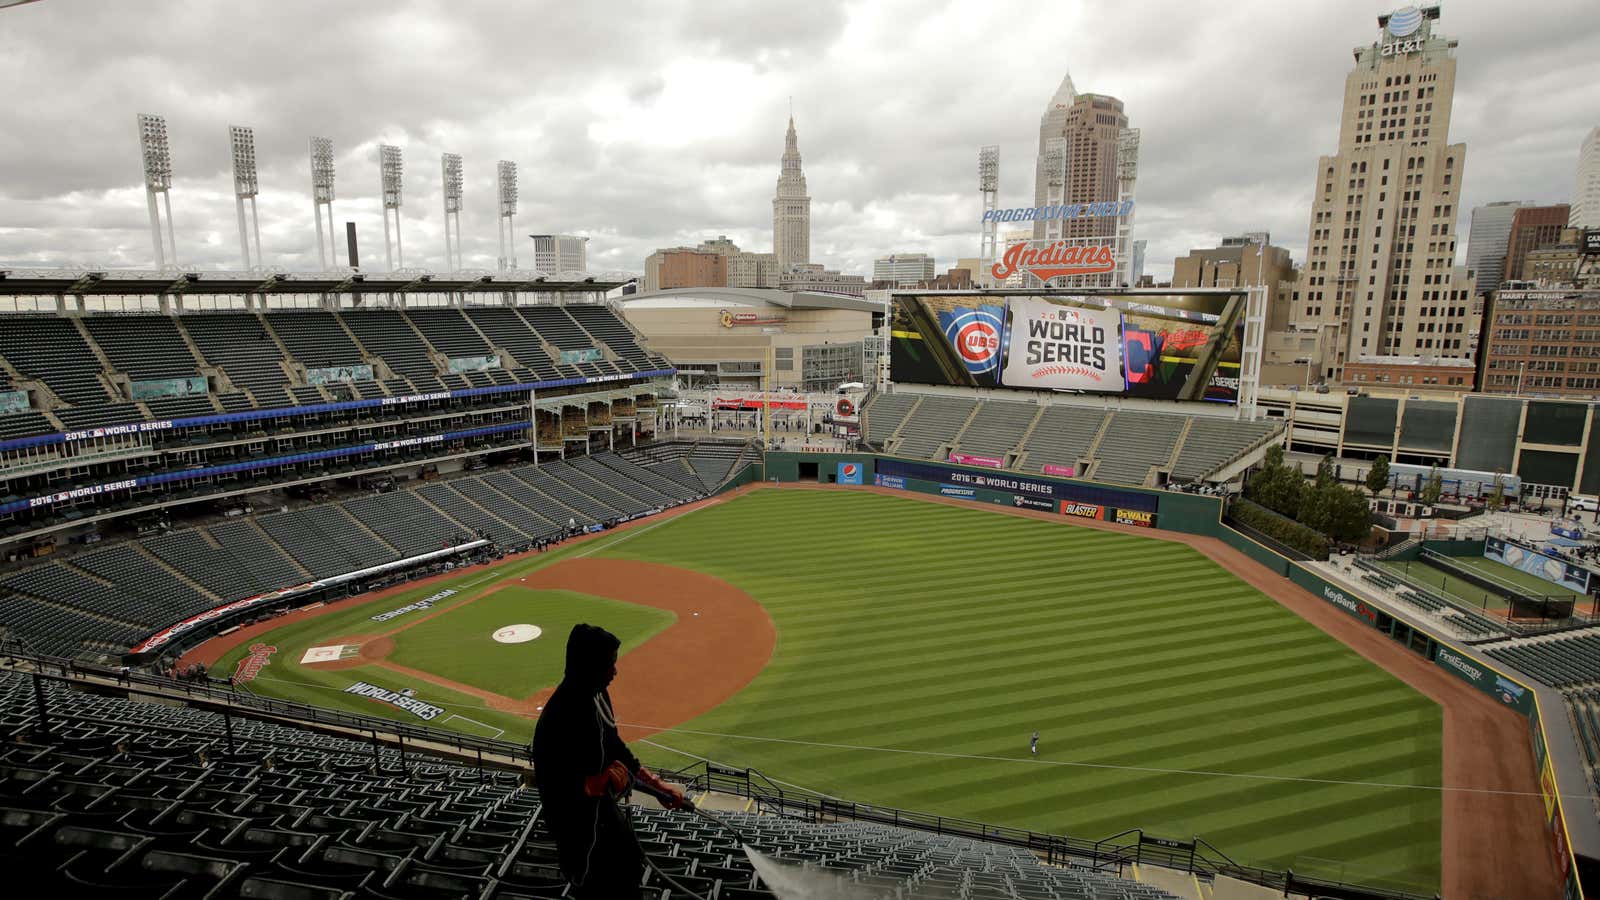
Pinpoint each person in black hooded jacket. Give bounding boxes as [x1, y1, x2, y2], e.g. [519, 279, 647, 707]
[532, 623, 686, 899]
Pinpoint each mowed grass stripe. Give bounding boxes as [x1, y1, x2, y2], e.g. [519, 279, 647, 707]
[597, 490, 1441, 889]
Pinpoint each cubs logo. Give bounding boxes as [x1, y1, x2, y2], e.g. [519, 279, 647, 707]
[941, 308, 1004, 375]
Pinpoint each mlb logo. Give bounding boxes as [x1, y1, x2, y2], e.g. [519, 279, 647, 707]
[837, 462, 863, 485]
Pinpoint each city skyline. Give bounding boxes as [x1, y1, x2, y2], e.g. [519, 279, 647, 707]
[0, 0, 1593, 282]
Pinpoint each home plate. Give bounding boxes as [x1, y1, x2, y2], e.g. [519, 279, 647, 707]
[493, 624, 542, 644]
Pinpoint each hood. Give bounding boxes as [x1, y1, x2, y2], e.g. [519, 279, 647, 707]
[563, 623, 620, 691]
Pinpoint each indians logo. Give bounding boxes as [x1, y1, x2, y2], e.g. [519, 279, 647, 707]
[940, 307, 1004, 375]
[232, 642, 277, 684]
[991, 241, 1116, 283]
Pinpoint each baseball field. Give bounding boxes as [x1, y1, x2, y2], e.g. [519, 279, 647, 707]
[211, 488, 1443, 892]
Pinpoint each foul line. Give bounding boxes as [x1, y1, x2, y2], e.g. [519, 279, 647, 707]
[639, 738, 848, 802]
[621, 722, 1579, 802]
[572, 496, 721, 558]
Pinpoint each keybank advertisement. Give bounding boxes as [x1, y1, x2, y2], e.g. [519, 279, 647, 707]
[874, 458, 1157, 514]
[889, 292, 1244, 403]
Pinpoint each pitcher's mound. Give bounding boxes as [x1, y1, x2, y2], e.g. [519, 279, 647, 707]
[492, 624, 542, 644]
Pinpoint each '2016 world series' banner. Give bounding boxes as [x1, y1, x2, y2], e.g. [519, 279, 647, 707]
[1001, 299, 1123, 393]
[874, 458, 1157, 514]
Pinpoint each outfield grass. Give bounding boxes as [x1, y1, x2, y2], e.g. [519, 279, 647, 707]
[388, 587, 674, 697]
[220, 489, 1443, 891]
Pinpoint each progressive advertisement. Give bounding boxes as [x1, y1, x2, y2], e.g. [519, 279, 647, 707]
[889, 291, 1245, 403]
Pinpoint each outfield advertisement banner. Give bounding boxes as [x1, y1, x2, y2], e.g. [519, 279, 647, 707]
[837, 462, 864, 485]
[1011, 494, 1055, 512]
[949, 451, 1004, 468]
[888, 291, 1245, 403]
[873, 474, 906, 490]
[1113, 508, 1157, 528]
[1433, 645, 1536, 716]
[1060, 501, 1103, 520]
[1041, 463, 1077, 478]
[1484, 536, 1591, 594]
[874, 458, 1158, 513]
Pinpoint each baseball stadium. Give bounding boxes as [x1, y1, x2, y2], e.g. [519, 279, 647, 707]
[0, 273, 1592, 900]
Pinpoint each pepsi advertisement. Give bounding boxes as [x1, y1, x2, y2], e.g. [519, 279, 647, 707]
[889, 291, 1245, 403]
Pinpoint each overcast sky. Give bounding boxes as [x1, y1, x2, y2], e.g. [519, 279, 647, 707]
[0, 0, 1595, 282]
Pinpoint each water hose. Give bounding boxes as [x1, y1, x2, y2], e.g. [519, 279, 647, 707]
[625, 774, 760, 900]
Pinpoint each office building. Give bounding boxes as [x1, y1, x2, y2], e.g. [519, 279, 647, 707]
[1574, 126, 1600, 229]
[1289, 5, 1476, 380]
[872, 254, 936, 287]
[1465, 201, 1526, 294]
[1503, 204, 1572, 283]
[530, 234, 588, 275]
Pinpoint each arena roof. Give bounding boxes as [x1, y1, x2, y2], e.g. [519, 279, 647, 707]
[0, 268, 628, 297]
[619, 286, 879, 312]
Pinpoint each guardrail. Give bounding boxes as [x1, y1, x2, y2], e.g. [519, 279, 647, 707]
[663, 761, 1435, 900]
[4, 651, 532, 768]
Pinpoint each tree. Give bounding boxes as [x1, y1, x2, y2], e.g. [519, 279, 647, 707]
[1365, 456, 1391, 497]
[1420, 465, 1443, 506]
[1324, 484, 1376, 543]
[1315, 453, 1337, 489]
[1299, 481, 1373, 545]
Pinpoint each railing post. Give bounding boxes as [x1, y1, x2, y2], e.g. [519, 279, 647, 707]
[30, 670, 49, 734]
[223, 707, 236, 755]
[370, 728, 381, 769]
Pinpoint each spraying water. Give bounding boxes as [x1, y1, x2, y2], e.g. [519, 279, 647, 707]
[742, 845, 886, 899]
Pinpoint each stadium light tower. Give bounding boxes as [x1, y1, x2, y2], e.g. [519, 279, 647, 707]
[1040, 137, 1066, 243]
[496, 160, 518, 271]
[137, 113, 178, 268]
[441, 152, 464, 272]
[310, 136, 337, 270]
[379, 144, 404, 270]
[978, 145, 999, 264]
[229, 125, 263, 270]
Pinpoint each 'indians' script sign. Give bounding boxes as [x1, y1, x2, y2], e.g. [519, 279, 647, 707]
[992, 242, 1116, 282]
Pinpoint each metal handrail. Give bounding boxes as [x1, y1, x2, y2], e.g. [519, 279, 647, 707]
[3, 654, 1436, 900]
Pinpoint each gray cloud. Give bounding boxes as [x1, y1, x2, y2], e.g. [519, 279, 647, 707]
[0, 0, 1595, 282]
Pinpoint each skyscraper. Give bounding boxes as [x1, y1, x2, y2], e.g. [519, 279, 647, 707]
[1503, 204, 1571, 283]
[1572, 126, 1599, 229]
[1030, 72, 1139, 286]
[1465, 201, 1526, 294]
[1289, 5, 1476, 379]
[772, 115, 811, 271]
